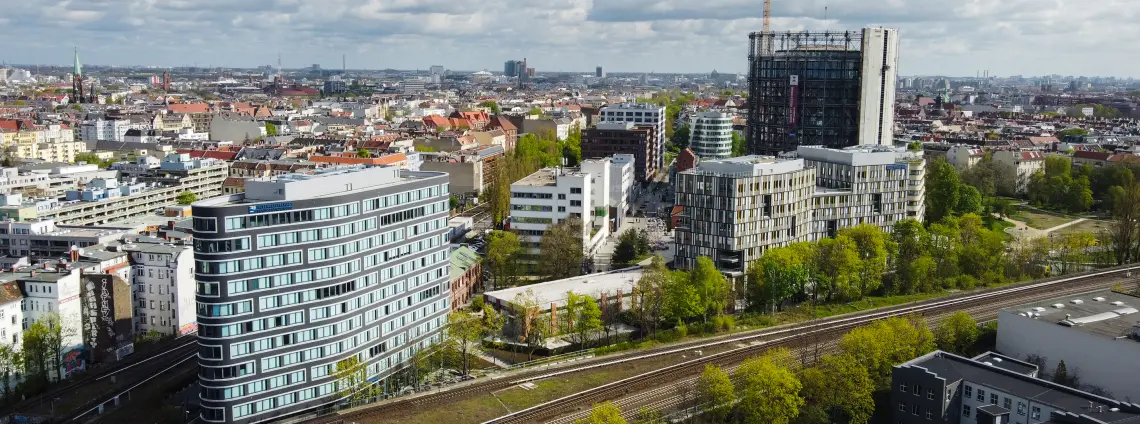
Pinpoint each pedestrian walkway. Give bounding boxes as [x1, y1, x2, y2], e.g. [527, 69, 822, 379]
[1001, 214, 1088, 241]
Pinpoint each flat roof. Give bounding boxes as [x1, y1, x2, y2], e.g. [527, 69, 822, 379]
[512, 168, 589, 188]
[1003, 290, 1140, 341]
[484, 267, 643, 310]
[901, 350, 1140, 423]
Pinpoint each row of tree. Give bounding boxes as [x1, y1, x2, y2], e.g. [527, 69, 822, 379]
[582, 315, 962, 424]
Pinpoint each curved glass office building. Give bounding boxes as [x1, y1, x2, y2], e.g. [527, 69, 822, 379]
[193, 166, 452, 423]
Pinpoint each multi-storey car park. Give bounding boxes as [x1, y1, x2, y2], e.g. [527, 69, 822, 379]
[191, 166, 452, 424]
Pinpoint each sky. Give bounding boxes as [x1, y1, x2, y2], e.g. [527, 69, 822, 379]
[1, 0, 1138, 77]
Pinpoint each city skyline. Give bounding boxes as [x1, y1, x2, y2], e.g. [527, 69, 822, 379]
[0, 0, 1136, 77]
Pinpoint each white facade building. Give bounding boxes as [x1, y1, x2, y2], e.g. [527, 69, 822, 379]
[992, 150, 1046, 194]
[674, 145, 923, 273]
[508, 159, 612, 263]
[122, 239, 197, 336]
[857, 27, 900, 147]
[19, 266, 85, 379]
[689, 111, 733, 159]
[608, 154, 636, 226]
[80, 119, 133, 142]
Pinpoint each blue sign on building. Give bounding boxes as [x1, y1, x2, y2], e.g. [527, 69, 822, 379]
[248, 202, 293, 214]
[886, 164, 908, 171]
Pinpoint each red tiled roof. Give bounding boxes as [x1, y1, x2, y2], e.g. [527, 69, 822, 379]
[487, 116, 516, 131]
[222, 177, 247, 187]
[1073, 151, 1111, 161]
[168, 103, 209, 114]
[423, 115, 450, 128]
[1109, 154, 1140, 164]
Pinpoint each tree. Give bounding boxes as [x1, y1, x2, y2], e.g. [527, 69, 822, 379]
[510, 289, 550, 360]
[799, 354, 875, 424]
[671, 125, 690, 150]
[935, 312, 979, 355]
[449, 195, 460, 210]
[731, 132, 746, 157]
[579, 402, 627, 424]
[74, 152, 112, 168]
[1028, 156, 1093, 213]
[447, 308, 501, 375]
[611, 230, 643, 268]
[21, 321, 51, 386]
[838, 225, 887, 299]
[39, 313, 74, 382]
[839, 316, 935, 387]
[664, 268, 701, 323]
[748, 244, 811, 311]
[1108, 181, 1140, 264]
[690, 256, 730, 323]
[0, 344, 21, 401]
[1053, 360, 1070, 385]
[695, 364, 735, 422]
[563, 123, 583, 166]
[630, 256, 668, 337]
[176, 191, 198, 205]
[528, 106, 544, 116]
[925, 158, 960, 223]
[572, 294, 603, 347]
[889, 219, 929, 295]
[357, 148, 373, 158]
[478, 100, 502, 114]
[539, 217, 584, 280]
[735, 355, 804, 424]
[485, 231, 521, 289]
[265, 122, 278, 136]
[334, 356, 371, 402]
[955, 185, 984, 215]
[813, 236, 860, 302]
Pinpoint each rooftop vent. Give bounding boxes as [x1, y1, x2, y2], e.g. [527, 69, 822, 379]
[1071, 299, 1084, 305]
[1033, 307, 1046, 312]
[1052, 303, 1065, 309]
[992, 357, 1003, 363]
[1112, 301, 1126, 306]
[983, 362, 993, 366]
[1093, 297, 1106, 302]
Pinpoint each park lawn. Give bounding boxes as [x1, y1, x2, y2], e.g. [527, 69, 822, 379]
[1056, 219, 1110, 239]
[1014, 209, 1075, 230]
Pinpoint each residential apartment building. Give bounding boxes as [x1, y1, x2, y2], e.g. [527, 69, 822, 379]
[689, 111, 733, 159]
[946, 145, 985, 169]
[673, 145, 923, 273]
[608, 154, 636, 229]
[891, 350, 1140, 424]
[599, 103, 666, 172]
[508, 159, 612, 264]
[582, 122, 658, 182]
[992, 150, 1046, 194]
[80, 119, 139, 142]
[121, 238, 197, 336]
[0, 155, 227, 225]
[0, 282, 21, 349]
[193, 166, 452, 423]
[16, 265, 86, 379]
[0, 219, 124, 262]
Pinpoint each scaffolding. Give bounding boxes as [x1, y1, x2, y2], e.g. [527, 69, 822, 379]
[747, 31, 864, 156]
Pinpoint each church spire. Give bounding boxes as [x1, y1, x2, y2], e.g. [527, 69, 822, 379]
[73, 47, 82, 77]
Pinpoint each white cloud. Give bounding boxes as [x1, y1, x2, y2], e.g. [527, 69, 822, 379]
[0, 0, 1133, 76]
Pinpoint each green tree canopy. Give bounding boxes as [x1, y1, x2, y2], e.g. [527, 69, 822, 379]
[925, 158, 961, 223]
[265, 122, 278, 136]
[696, 364, 735, 422]
[176, 191, 198, 205]
[935, 311, 979, 355]
[799, 354, 876, 424]
[539, 217, 584, 280]
[485, 230, 521, 290]
[837, 224, 888, 299]
[735, 354, 804, 424]
[671, 125, 690, 150]
[478, 100, 502, 114]
[580, 402, 627, 424]
[839, 316, 935, 387]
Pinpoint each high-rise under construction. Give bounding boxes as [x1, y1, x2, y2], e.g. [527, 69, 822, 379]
[746, 27, 899, 156]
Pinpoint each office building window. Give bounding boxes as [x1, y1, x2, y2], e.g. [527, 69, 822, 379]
[977, 389, 985, 402]
[1032, 406, 1041, 420]
[964, 385, 972, 398]
[990, 393, 998, 404]
[963, 405, 971, 418]
[899, 401, 906, 412]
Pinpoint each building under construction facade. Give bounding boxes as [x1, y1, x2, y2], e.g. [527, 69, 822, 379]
[747, 28, 899, 156]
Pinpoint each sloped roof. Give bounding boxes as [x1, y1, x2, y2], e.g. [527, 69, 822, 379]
[450, 246, 481, 281]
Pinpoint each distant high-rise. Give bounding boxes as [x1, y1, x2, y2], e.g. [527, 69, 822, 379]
[689, 111, 733, 159]
[746, 27, 899, 156]
[504, 60, 520, 77]
[596, 65, 605, 78]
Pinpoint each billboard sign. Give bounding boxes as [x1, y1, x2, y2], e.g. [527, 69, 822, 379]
[789, 75, 800, 127]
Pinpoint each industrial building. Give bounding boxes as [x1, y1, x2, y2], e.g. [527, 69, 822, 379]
[673, 145, 923, 273]
[996, 289, 1140, 403]
[746, 27, 899, 156]
[192, 166, 452, 423]
[891, 350, 1140, 424]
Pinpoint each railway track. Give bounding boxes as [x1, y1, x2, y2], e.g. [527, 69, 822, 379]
[485, 267, 1137, 424]
[543, 270, 1130, 424]
[310, 265, 1136, 424]
[3, 334, 198, 419]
